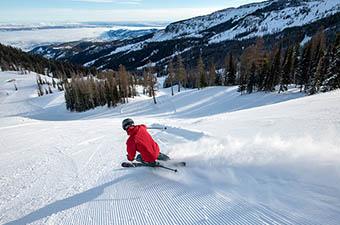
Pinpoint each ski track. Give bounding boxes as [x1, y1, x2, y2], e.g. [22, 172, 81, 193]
[54, 169, 327, 225]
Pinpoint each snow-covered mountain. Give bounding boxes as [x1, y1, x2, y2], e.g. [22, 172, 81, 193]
[1, 71, 340, 224]
[31, 0, 340, 70]
[154, 0, 339, 43]
[100, 29, 158, 41]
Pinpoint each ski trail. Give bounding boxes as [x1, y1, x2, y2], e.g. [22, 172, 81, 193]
[2, 72, 340, 225]
[76, 136, 105, 147]
[0, 122, 41, 131]
[54, 169, 327, 225]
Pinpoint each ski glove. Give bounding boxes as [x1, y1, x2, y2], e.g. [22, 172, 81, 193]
[127, 154, 134, 161]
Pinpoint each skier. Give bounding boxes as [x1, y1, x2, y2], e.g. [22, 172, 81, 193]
[122, 118, 170, 166]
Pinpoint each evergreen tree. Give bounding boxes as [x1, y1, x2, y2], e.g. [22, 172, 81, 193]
[258, 57, 270, 91]
[226, 53, 236, 85]
[48, 85, 53, 94]
[247, 62, 256, 94]
[310, 50, 326, 94]
[176, 56, 186, 92]
[299, 43, 312, 92]
[264, 46, 281, 92]
[197, 55, 206, 89]
[64, 80, 72, 111]
[279, 46, 293, 93]
[168, 60, 175, 96]
[36, 78, 44, 96]
[143, 66, 157, 104]
[323, 33, 340, 91]
[118, 64, 129, 103]
[208, 62, 216, 86]
[52, 78, 56, 88]
[307, 29, 326, 94]
[292, 44, 301, 85]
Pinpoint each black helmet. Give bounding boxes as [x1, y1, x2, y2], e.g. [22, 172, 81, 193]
[122, 118, 134, 130]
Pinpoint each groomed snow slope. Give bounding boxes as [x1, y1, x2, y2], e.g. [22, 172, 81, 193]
[1, 71, 340, 225]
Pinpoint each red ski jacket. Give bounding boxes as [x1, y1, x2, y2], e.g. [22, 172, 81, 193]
[126, 125, 160, 163]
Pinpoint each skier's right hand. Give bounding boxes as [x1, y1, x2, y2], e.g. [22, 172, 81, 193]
[127, 154, 134, 161]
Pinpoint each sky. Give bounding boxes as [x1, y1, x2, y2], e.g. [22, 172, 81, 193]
[0, 0, 266, 24]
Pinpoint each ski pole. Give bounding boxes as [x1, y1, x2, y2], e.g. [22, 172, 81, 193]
[157, 165, 178, 173]
[139, 162, 178, 172]
[147, 126, 167, 130]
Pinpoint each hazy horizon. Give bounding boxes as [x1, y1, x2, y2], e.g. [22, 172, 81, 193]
[0, 0, 265, 24]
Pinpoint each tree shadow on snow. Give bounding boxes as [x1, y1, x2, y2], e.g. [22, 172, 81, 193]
[4, 175, 130, 225]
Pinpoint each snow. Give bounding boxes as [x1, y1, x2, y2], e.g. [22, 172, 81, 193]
[100, 28, 159, 41]
[209, 0, 340, 43]
[149, 0, 339, 44]
[109, 42, 145, 56]
[1, 71, 340, 224]
[150, 1, 271, 42]
[0, 28, 112, 51]
[83, 59, 97, 67]
[300, 34, 312, 46]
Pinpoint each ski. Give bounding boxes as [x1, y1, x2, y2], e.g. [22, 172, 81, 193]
[121, 161, 186, 172]
[121, 162, 148, 168]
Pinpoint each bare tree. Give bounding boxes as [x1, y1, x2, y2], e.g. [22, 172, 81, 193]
[118, 64, 129, 103]
[143, 65, 158, 104]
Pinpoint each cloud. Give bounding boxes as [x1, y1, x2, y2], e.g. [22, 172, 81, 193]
[0, 7, 221, 23]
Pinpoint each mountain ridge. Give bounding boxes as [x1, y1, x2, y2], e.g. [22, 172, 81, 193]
[31, 0, 340, 71]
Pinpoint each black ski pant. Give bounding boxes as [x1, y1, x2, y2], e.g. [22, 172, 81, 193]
[136, 152, 170, 165]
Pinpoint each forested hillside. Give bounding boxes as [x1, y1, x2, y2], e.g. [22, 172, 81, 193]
[0, 43, 97, 78]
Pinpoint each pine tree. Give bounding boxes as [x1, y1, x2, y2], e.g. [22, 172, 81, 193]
[208, 62, 216, 86]
[197, 55, 206, 89]
[48, 85, 53, 94]
[273, 45, 282, 90]
[323, 33, 340, 91]
[129, 73, 137, 98]
[263, 46, 281, 92]
[37, 78, 44, 96]
[168, 60, 175, 96]
[52, 78, 56, 88]
[292, 44, 300, 85]
[299, 43, 312, 92]
[176, 56, 186, 92]
[279, 46, 293, 93]
[104, 80, 112, 108]
[64, 80, 72, 111]
[258, 57, 270, 91]
[247, 62, 256, 94]
[143, 66, 157, 104]
[310, 50, 326, 94]
[225, 53, 236, 85]
[118, 64, 129, 103]
[307, 29, 326, 94]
